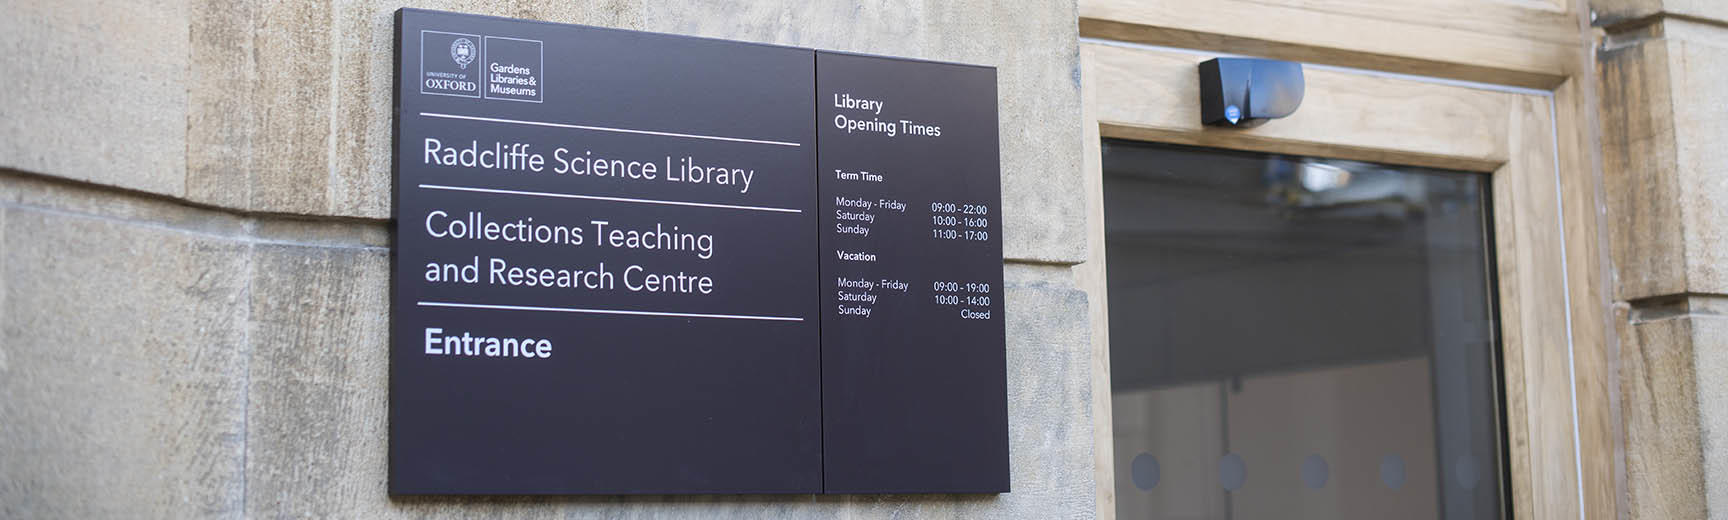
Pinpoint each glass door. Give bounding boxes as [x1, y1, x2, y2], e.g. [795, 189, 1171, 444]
[1104, 140, 1507, 519]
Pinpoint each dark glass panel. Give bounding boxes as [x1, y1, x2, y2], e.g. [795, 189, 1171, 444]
[1105, 140, 1507, 520]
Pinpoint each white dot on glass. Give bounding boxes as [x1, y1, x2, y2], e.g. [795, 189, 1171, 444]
[1381, 454, 1407, 489]
[1131, 453, 1161, 491]
[1301, 454, 1329, 489]
[1454, 456, 1479, 490]
[1219, 453, 1247, 491]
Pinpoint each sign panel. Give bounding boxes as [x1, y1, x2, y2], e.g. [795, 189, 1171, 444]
[817, 52, 1008, 493]
[392, 9, 1003, 495]
[393, 9, 819, 495]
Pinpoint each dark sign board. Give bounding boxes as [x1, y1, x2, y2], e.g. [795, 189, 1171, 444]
[392, 9, 1003, 495]
[817, 52, 1007, 493]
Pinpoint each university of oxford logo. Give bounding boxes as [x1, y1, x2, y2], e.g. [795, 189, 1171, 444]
[450, 38, 476, 69]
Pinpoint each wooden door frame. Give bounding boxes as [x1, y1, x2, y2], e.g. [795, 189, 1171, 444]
[1076, 39, 1613, 519]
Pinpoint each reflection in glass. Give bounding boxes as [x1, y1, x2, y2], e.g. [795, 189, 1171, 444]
[1104, 140, 1507, 519]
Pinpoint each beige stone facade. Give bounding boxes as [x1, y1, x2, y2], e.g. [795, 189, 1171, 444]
[0, 1, 1089, 517]
[1599, 1, 1728, 518]
[0, 0, 1723, 518]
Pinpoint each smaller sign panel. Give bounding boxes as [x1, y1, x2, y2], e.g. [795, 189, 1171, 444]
[817, 51, 1007, 494]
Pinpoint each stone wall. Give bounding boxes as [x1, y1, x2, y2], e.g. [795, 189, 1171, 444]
[1596, 0, 1728, 518]
[0, 1, 1092, 517]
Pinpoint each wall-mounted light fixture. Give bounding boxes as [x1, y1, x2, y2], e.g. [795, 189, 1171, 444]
[1199, 58, 1305, 127]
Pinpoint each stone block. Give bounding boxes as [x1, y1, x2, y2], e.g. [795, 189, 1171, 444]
[0, 0, 188, 197]
[1672, 0, 1728, 22]
[1600, 37, 1685, 300]
[187, 0, 332, 213]
[0, 205, 249, 518]
[243, 243, 392, 517]
[1594, 0, 1728, 26]
[998, 263, 1095, 511]
[1666, 37, 1728, 295]
[1617, 303, 1728, 520]
[1690, 313, 1728, 520]
[1600, 30, 1728, 300]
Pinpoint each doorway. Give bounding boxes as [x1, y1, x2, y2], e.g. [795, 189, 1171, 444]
[1102, 140, 1507, 519]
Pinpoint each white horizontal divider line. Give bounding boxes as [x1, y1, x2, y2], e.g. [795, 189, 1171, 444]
[419, 112, 804, 147]
[419, 301, 805, 322]
[417, 184, 802, 213]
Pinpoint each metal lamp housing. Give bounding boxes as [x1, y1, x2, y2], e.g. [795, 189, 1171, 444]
[1199, 58, 1305, 127]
